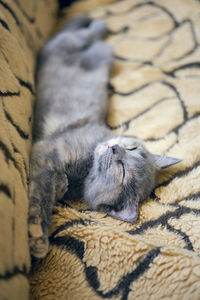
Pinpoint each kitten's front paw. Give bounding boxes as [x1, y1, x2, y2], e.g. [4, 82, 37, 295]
[29, 230, 49, 259]
[28, 207, 49, 258]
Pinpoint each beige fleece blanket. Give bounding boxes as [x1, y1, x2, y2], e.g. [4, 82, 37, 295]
[1, 0, 200, 299]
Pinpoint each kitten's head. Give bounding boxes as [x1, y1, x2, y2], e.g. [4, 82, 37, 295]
[84, 136, 181, 223]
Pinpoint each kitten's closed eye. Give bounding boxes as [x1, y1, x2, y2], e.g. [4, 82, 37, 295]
[118, 160, 125, 180]
[126, 146, 137, 151]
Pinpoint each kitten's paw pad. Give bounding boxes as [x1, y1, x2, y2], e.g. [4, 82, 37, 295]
[29, 223, 43, 238]
[28, 207, 49, 258]
[28, 209, 43, 237]
[29, 234, 49, 259]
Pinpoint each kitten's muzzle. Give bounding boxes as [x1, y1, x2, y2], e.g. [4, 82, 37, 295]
[98, 148, 112, 171]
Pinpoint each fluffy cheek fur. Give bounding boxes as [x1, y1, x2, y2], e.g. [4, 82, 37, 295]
[83, 165, 123, 210]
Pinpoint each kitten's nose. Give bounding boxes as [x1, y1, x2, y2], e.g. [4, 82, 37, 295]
[110, 144, 118, 154]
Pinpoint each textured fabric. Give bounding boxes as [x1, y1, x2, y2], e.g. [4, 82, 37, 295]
[1, 0, 200, 299]
[29, 0, 200, 299]
[0, 1, 58, 299]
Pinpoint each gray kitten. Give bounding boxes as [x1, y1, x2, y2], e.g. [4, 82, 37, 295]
[28, 16, 181, 258]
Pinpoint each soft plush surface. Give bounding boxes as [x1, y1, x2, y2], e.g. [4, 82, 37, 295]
[1, 0, 200, 299]
[29, 0, 200, 299]
[0, 1, 58, 299]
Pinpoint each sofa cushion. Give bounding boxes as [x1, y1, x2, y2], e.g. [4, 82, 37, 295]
[0, 1, 58, 299]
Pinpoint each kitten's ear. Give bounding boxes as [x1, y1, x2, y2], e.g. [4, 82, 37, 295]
[152, 154, 182, 169]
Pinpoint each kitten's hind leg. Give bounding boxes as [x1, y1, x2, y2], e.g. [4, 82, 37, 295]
[64, 15, 92, 31]
[28, 140, 68, 258]
[43, 18, 107, 57]
[64, 16, 107, 40]
[73, 19, 108, 50]
[80, 41, 113, 70]
[88, 18, 108, 40]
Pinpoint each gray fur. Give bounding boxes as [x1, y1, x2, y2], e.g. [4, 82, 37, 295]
[28, 16, 181, 258]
